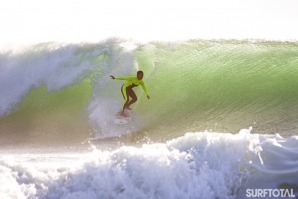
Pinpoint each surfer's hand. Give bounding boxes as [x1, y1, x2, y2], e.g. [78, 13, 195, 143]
[110, 75, 115, 79]
[147, 95, 150, 100]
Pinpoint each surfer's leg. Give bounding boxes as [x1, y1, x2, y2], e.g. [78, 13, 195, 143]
[121, 85, 130, 112]
[126, 88, 137, 109]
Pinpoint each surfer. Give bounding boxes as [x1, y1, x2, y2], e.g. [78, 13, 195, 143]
[110, 71, 150, 116]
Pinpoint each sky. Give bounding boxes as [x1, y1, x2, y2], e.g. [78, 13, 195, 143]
[0, 0, 297, 44]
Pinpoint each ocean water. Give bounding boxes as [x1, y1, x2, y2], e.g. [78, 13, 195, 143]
[1, 39, 298, 198]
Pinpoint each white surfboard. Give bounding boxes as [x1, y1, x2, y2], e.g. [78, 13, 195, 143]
[113, 109, 133, 125]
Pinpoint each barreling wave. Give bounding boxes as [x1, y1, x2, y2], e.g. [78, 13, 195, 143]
[0, 38, 297, 146]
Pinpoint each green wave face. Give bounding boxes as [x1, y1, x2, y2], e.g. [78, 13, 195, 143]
[135, 40, 298, 139]
[1, 39, 297, 145]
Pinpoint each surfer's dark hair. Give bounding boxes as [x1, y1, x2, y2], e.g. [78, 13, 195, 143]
[137, 70, 143, 75]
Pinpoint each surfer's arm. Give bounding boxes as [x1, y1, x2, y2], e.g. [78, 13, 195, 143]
[140, 81, 150, 98]
[113, 76, 133, 81]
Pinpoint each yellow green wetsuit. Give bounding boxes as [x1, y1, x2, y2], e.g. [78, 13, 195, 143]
[115, 76, 149, 111]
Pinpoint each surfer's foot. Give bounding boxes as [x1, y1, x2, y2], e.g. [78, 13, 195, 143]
[120, 111, 128, 117]
[125, 106, 132, 110]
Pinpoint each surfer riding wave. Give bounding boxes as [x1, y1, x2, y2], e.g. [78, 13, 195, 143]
[110, 71, 150, 117]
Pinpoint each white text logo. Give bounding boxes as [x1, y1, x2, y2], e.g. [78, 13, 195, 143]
[246, 189, 295, 198]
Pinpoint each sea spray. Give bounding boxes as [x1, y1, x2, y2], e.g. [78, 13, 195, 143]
[0, 131, 251, 199]
[2, 129, 298, 199]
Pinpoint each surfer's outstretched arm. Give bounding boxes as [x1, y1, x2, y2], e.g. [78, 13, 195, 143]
[110, 75, 132, 81]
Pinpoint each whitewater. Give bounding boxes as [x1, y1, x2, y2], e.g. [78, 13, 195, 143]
[1, 130, 298, 199]
[1, 38, 298, 199]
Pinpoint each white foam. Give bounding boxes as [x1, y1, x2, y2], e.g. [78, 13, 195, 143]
[0, 131, 255, 199]
[0, 43, 88, 116]
[0, 40, 136, 117]
[2, 130, 298, 198]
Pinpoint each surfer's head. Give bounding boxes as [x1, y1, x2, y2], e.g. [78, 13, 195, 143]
[137, 70, 144, 80]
